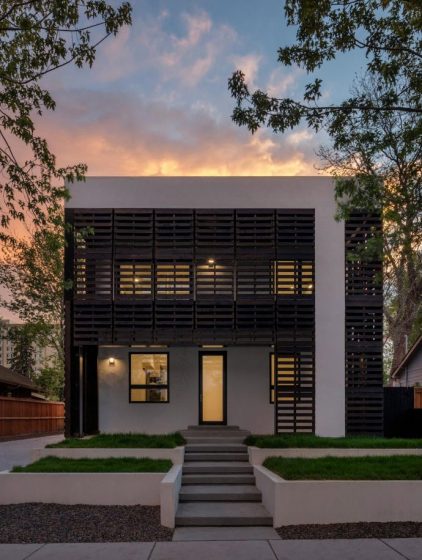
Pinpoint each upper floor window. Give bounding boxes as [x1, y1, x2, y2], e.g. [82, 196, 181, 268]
[118, 263, 152, 296]
[156, 263, 192, 297]
[274, 260, 314, 296]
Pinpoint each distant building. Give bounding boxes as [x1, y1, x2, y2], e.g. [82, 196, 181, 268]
[391, 334, 422, 388]
[0, 318, 55, 372]
[0, 364, 43, 399]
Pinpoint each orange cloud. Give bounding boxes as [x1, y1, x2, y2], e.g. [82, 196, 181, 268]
[36, 90, 322, 177]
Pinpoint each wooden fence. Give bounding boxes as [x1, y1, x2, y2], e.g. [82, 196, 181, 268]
[0, 397, 64, 438]
[415, 387, 422, 409]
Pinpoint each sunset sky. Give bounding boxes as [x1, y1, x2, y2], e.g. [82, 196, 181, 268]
[38, 0, 364, 177]
[1, 1, 366, 321]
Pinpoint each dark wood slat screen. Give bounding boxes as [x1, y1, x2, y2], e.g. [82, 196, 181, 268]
[68, 208, 316, 433]
[345, 212, 383, 435]
[195, 210, 234, 257]
[274, 210, 315, 434]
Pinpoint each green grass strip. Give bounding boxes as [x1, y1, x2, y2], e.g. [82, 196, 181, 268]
[47, 432, 185, 449]
[12, 457, 172, 473]
[246, 434, 422, 449]
[263, 455, 422, 480]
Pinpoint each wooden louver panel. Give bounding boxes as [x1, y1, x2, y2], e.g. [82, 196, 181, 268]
[277, 211, 314, 257]
[236, 210, 275, 256]
[155, 211, 194, 257]
[73, 210, 113, 253]
[345, 212, 383, 435]
[236, 261, 273, 298]
[73, 303, 112, 344]
[275, 352, 314, 433]
[114, 210, 153, 256]
[113, 302, 153, 343]
[195, 211, 235, 257]
[196, 261, 234, 298]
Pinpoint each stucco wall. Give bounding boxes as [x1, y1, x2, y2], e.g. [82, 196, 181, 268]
[98, 346, 274, 434]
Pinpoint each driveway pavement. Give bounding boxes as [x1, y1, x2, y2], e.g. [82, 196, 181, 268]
[0, 434, 63, 471]
[0, 539, 421, 560]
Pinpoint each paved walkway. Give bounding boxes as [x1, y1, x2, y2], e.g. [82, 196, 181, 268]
[0, 434, 63, 471]
[0, 539, 421, 560]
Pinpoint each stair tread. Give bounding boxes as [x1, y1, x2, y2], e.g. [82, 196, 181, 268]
[184, 461, 252, 467]
[182, 475, 255, 485]
[180, 485, 260, 495]
[176, 501, 271, 518]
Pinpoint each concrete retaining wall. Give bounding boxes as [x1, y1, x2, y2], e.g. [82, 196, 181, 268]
[0, 472, 164, 505]
[160, 465, 182, 528]
[254, 465, 422, 526]
[248, 446, 422, 464]
[31, 446, 185, 464]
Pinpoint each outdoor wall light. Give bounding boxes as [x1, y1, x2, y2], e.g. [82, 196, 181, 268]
[109, 357, 115, 366]
[207, 258, 215, 265]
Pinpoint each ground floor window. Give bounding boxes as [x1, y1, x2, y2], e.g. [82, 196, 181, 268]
[270, 353, 295, 403]
[129, 353, 169, 403]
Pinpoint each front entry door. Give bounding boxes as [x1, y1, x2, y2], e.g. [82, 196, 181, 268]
[199, 352, 227, 425]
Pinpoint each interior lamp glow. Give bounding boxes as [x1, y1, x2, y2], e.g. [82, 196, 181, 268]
[207, 258, 215, 265]
[109, 357, 115, 366]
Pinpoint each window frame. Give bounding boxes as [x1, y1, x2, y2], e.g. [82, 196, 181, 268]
[129, 351, 170, 404]
[270, 352, 275, 404]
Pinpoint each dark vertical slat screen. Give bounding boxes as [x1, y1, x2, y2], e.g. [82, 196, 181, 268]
[274, 211, 315, 434]
[345, 212, 383, 435]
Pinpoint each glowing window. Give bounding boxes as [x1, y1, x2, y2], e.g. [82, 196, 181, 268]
[130, 353, 169, 403]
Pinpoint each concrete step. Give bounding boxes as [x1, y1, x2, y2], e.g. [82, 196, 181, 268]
[179, 484, 261, 502]
[184, 436, 246, 444]
[185, 443, 247, 453]
[183, 462, 253, 474]
[184, 452, 248, 462]
[187, 425, 241, 430]
[175, 502, 273, 527]
[182, 474, 256, 485]
[181, 433, 249, 440]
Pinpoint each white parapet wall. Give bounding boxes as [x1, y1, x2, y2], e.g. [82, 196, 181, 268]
[31, 447, 185, 464]
[0, 472, 164, 505]
[160, 465, 183, 528]
[254, 465, 422, 526]
[248, 446, 422, 464]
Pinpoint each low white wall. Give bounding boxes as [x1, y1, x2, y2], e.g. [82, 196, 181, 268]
[254, 466, 422, 526]
[32, 447, 184, 464]
[0, 472, 164, 505]
[160, 465, 182, 528]
[249, 447, 422, 464]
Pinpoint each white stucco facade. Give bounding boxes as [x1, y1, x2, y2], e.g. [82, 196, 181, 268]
[67, 177, 346, 437]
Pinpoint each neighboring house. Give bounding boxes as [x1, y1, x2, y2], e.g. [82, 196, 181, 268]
[64, 177, 383, 437]
[0, 318, 55, 372]
[391, 334, 422, 388]
[0, 364, 42, 399]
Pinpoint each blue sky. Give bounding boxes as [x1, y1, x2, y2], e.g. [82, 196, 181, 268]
[37, 0, 365, 177]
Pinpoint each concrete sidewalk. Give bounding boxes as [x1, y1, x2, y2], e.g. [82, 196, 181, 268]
[0, 434, 63, 471]
[1, 539, 421, 560]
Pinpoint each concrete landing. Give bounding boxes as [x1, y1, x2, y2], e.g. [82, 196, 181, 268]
[173, 526, 281, 541]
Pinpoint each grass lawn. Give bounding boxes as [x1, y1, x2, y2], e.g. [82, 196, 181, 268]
[12, 457, 172, 473]
[47, 433, 185, 449]
[263, 455, 422, 480]
[246, 434, 422, 449]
